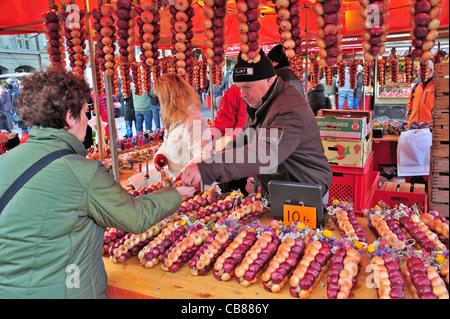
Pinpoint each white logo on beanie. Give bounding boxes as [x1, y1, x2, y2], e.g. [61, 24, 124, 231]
[234, 67, 254, 75]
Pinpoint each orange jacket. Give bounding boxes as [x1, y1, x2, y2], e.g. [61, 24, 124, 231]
[406, 79, 435, 124]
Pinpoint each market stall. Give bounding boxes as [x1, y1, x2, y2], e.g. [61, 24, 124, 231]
[1, 0, 449, 301]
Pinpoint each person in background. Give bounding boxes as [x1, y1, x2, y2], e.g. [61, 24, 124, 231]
[0, 68, 194, 299]
[406, 61, 435, 124]
[149, 87, 161, 130]
[353, 65, 365, 110]
[337, 61, 354, 110]
[123, 94, 136, 138]
[307, 82, 329, 116]
[319, 68, 337, 110]
[211, 84, 249, 195]
[0, 84, 13, 132]
[180, 48, 332, 201]
[153, 72, 212, 181]
[131, 82, 153, 133]
[267, 44, 305, 96]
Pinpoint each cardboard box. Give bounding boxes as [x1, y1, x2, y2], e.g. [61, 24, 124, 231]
[316, 109, 373, 141]
[322, 133, 372, 167]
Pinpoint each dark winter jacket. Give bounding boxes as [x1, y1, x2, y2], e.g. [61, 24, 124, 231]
[198, 77, 332, 197]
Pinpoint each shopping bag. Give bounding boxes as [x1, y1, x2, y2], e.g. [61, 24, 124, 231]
[397, 128, 432, 176]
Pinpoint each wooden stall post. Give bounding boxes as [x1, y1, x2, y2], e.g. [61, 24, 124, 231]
[304, 6, 309, 100]
[104, 74, 120, 182]
[209, 64, 215, 123]
[85, 0, 104, 161]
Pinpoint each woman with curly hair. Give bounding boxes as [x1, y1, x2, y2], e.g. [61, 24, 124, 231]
[153, 72, 213, 181]
[0, 68, 194, 299]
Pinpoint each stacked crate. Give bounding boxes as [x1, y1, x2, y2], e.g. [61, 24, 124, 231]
[316, 110, 379, 214]
[429, 62, 449, 217]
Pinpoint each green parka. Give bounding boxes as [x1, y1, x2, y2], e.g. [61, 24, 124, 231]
[0, 126, 182, 298]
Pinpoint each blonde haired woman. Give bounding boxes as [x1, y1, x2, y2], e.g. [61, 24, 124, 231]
[153, 72, 212, 180]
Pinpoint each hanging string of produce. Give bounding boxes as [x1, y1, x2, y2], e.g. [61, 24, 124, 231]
[377, 56, 386, 87]
[338, 59, 346, 88]
[359, 0, 388, 62]
[273, 0, 302, 59]
[62, 0, 88, 76]
[42, 0, 66, 69]
[203, 0, 228, 79]
[289, 55, 304, 83]
[170, 0, 196, 78]
[236, 0, 262, 64]
[309, 54, 320, 88]
[312, 0, 343, 67]
[389, 54, 398, 83]
[409, 0, 443, 81]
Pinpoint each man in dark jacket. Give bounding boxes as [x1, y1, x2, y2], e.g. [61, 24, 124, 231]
[307, 83, 328, 115]
[268, 44, 305, 96]
[181, 48, 332, 201]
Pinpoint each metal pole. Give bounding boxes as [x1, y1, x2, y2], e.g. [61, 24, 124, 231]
[84, 0, 104, 161]
[304, 7, 309, 100]
[104, 74, 120, 182]
[209, 65, 215, 123]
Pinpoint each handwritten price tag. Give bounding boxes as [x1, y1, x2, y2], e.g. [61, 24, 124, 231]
[283, 205, 317, 228]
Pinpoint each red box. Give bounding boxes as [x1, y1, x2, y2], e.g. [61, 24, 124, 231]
[366, 189, 428, 214]
[327, 152, 380, 215]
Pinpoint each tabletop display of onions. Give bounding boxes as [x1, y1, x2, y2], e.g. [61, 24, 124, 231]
[213, 229, 259, 281]
[390, 55, 399, 83]
[169, 0, 195, 77]
[368, 212, 408, 250]
[61, 1, 87, 76]
[203, 0, 228, 70]
[359, 0, 388, 61]
[262, 236, 306, 293]
[273, 0, 302, 58]
[420, 211, 449, 244]
[312, 0, 343, 67]
[403, 257, 448, 299]
[329, 205, 367, 243]
[327, 247, 361, 299]
[138, 222, 186, 269]
[190, 228, 234, 275]
[399, 214, 437, 253]
[368, 253, 405, 299]
[289, 240, 332, 298]
[377, 57, 386, 86]
[161, 225, 208, 273]
[235, 231, 280, 287]
[236, 0, 262, 63]
[407, 213, 447, 251]
[409, 0, 443, 61]
[42, 2, 66, 69]
[363, 60, 373, 86]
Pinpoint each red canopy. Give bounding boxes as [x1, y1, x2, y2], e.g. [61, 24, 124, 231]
[1, 0, 448, 48]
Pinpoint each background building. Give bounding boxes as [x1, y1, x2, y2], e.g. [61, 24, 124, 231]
[0, 33, 49, 79]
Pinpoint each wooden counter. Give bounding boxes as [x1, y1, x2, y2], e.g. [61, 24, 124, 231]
[104, 212, 414, 300]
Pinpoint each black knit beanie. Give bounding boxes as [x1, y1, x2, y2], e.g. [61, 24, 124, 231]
[233, 49, 276, 83]
[267, 44, 290, 68]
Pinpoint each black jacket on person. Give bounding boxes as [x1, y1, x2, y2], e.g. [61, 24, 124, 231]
[124, 96, 136, 122]
[307, 84, 328, 115]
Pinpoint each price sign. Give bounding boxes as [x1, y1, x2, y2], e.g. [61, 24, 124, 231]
[283, 204, 317, 228]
